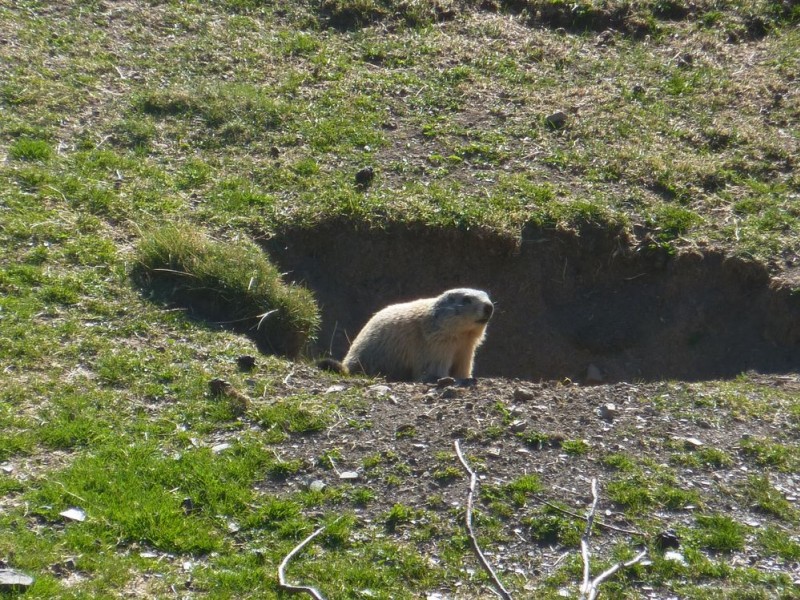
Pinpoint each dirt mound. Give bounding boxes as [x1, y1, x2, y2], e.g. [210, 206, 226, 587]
[264, 221, 800, 382]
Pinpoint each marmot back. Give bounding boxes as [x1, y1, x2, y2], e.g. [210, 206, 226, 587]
[343, 288, 493, 382]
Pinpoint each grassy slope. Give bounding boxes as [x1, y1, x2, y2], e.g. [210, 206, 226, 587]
[0, 1, 798, 597]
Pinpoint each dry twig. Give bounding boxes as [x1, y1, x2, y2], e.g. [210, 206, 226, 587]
[454, 440, 513, 600]
[578, 479, 647, 600]
[278, 521, 337, 600]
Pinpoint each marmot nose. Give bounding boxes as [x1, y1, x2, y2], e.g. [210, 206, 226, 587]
[483, 303, 494, 318]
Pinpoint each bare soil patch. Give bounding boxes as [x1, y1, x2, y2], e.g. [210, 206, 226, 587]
[265, 222, 800, 383]
[244, 365, 800, 595]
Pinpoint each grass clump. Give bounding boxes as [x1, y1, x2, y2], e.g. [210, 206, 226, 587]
[132, 224, 319, 357]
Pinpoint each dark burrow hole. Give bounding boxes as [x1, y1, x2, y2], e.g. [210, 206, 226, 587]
[264, 221, 800, 383]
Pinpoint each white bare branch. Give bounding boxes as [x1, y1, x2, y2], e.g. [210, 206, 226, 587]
[278, 521, 338, 600]
[454, 439, 513, 600]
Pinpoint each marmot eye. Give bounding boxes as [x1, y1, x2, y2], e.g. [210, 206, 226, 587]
[463, 297, 472, 304]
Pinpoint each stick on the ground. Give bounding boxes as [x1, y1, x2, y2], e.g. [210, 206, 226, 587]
[454, 440, 513, 600]
[579, 478, 600, 597]
[278, 521, 337, 600]
[578, 479, 647, 600]
[583, 550, 648, 600]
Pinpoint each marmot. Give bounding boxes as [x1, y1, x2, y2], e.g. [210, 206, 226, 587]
[322, 288, 493, 382]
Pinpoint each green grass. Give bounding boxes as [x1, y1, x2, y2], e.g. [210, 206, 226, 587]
[1, 0, 799, 597]
[133, 224, 320, 357]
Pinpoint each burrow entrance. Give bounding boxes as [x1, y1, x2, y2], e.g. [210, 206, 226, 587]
[264, 221, 799, 383]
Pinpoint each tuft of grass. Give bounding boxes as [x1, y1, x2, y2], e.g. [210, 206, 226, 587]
[741, 475, 799, 522]
[694, 514, 746, 552]
[132, 224, 320, 357]
[8, 138, 54, 161]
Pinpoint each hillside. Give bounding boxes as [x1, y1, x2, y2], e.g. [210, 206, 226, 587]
[1, 1, 799, 598]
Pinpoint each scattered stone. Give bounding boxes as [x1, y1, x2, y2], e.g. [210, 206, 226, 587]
[509, 419, 527, 433]
[339, 471, 359, 481]
[545, 110, 568, 129]
[211, 443, 231, 454]
[368, 384, 391, 396]
[51, 557, 78, 577]
[599, 403, 617, 421]
[355, 166, 375, 189]
[436, 377, 456, 388]
[236, 355, 256, 371]
[684, 437, 704, 449]
[181, 497, 198, 515]
[269, 146, 280, 159]
[513, 387, 535, 402]
[0, 569, 34, 590]
[309, 480, 326, 493]
[676, 52, 693, 68]
[325, 384, 347, 394]
[509, 405, 525, 418]
[595, 29, 615, 46]
[139, 552, 158, 559]
[655, 529, 681, 550]
[440, 387, 461, 399]
[664, 550, 687, 565]
[0, 464, 12, 474]
[59, 507, 86, 522]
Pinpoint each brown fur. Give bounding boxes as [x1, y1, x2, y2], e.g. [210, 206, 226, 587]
[341, 288, 493, 382]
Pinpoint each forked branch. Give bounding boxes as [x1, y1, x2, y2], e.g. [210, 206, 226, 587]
[578, 479, 647, 600]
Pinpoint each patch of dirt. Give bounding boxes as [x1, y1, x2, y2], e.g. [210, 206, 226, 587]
[265, 221, 800, 383]
[231, 365, 800, 596]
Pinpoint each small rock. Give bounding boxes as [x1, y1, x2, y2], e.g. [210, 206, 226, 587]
[139, 552, 158, 559]
[664, 550, 686, 565]
[212, 443, 231, 454]
[0, 464, 12, 474]
[440, 387, 461, 399]
[339, 471, 359, 481]
[655, 529, 680, 550]
[684, 437, 704, 449]
[355, 166, 375, 189]
[269, 146, 280, 159]
[309, 480, 326, 493]
[181, 497, 198, 515]
[509, 405, 525, 417]
[59, 507, 86, 522]
[509, 419, 527, 433]
[545, 110, 568, 129]
[0, 569, 34, 589]
[368, 384, 391, 396]
[325, 384, 347, 394]
[236, 355, 256, 371]
[436, 377, 456, 388]
[595, 30, 615, 46]
[599, 403, 617, 421]
[513, 387, 534, 402]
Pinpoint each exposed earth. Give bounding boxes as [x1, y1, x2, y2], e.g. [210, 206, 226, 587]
[265, 222, 800, 383]
[212, 362, 800, 598]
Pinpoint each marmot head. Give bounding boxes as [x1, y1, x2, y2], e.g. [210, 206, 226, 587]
[432, 288, 494, 331]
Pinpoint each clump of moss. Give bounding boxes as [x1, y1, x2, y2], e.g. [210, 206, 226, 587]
[132, 224, 319, 357]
